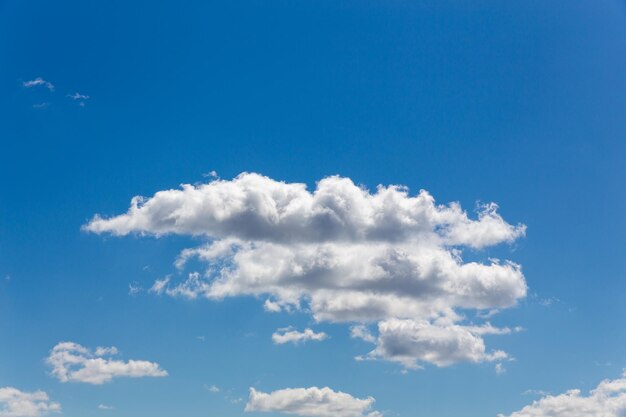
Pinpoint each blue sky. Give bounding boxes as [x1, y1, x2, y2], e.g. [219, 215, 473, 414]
[1, 1, 626, 416]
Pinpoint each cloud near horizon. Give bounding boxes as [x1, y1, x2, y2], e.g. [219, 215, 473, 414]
[47, 342, 167, 384]
[499, 370, 626, 417]
[245, 387, 381, 417]
[85, 172, 527, 369]
[0, 387, 60, 417]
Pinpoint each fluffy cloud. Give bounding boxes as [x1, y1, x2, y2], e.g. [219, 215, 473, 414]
[47, 342, 167, 384]
[86, 173, 526, 369]
[272, 328, 328, 345]
[84, 173, 524, 247]
[500, 370, 626, 417]
[0, 387, 60, 417]
[355, 319, 509, 369]
[245, 387, 381, 417]
[22, 78, 54, 91]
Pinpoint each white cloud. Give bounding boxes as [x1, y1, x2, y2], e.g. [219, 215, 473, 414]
[22, 78, 54, 91]
[97, 404, 113, 410]
[495, 363, 506, 375]
[84, 173, 525, 247]
[357, 319, 508, 369]
[67, 92, 89, 100]
[85, 173, 527, 369]
[350, 325, 376, 343]
[149, 276, 171, 295]
[128, 282, 143, 296]
[47, 342, 167, 385]
[67, 92, 89, 106]
[499, 370, 626, 417]
[272, 328, 328, 345]
[0, 387, 60, 417]
[245, 387, 381, 417]
[205, 384, 220, 393]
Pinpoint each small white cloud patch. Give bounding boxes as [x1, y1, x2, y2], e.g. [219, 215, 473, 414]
[245, 386, 381, 417]
[47, 342, 167, 385]
[0, 387, 60, 417]
[272, 328, 328, 345]
[67, 92, 89, 106]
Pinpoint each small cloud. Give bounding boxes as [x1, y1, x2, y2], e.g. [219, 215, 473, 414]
[196, 336, 205, 342]
[272, 327, 328, 345]
[539, 297, 559, 307]
[522, 389, 550, 396]
[495, 363, 506, 375]
[23, 77, 55, 91]
[150, 276, 171, 295]
[32, 102, 50, 109]
[350, 325, 376, 343]
[245, 387, 381, 417]
[47, 341, 167, 384]
[477, 309, 500, 319]
[67, 92, 89, 106]
[202, 170, 219, 178]
[128, 282, 143, 296]
[98, 404, 114, 410]
[263, 299, 282, 313]
[68, 92, 89, 100]
[205, 384, 220, 393]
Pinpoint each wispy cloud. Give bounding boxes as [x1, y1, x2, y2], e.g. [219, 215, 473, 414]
[128, 282, 143, 296]
[23, 78, 55, 91]
[205, 384, 220, 393]
[67, 92, 89, 106]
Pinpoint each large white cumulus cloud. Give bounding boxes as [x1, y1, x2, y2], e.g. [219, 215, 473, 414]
[500, 371, 626, 417]
[245, 386, 381, 417]
[86, 173, 527, 369]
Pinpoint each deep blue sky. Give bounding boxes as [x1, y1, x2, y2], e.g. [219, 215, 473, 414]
[1, 1, 626, 416]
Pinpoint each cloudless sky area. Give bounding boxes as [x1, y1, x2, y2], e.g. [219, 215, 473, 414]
[1, 1, 626, 416]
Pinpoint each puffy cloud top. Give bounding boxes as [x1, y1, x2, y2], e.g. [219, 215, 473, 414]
[86, 173, 527, 369]
[85, 173, 525, 248]
[245, 387, 381, 417]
